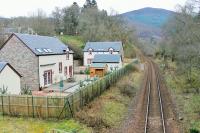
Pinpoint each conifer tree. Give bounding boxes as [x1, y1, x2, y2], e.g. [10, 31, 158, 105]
[91, 0, 97, 8]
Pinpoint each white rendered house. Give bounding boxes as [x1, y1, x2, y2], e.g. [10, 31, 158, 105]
[83, 42, 124, 66]
[92, 54, 123, 71]
[0, 62, 22, 94]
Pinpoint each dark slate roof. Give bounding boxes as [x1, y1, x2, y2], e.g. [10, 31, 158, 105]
[91, 63, 107, 68]
[83, 41, 122, 52]
[0, 61, 22, 77]
[0, 62, 7, 72]
[92, 54, 121, 63]
[13, 33, 73, 55]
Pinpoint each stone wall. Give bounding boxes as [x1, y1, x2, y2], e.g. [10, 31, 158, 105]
[0, 35, 39, 90]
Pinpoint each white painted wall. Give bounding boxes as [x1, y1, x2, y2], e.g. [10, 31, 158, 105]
[0, 65, 21, 94]
[84, 51, 119, 66]
[39, 54, 73, 88]
[106, 58, 123, 72]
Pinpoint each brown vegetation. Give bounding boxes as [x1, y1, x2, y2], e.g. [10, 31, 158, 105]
[75, 66, 142, 132]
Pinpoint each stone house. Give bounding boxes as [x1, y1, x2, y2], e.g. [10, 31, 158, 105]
[0, 33, 74, 90]
[83, 41, 124, 66]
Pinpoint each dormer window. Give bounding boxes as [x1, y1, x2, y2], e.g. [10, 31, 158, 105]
[109, 48, 114, 54]
[88, 48, 93, 55]
[63, 47, 69, 53]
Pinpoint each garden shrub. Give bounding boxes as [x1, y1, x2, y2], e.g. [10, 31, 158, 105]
[21, 85, 32, 95]
[0, 85, 8, 94]
[190, 128, 199, 133]
[117, 77, 135, 97]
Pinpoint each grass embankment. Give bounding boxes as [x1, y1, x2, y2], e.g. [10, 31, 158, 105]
[75, 66, 143, 132]
[59, 35, 85, 49]
[0, 117, 91, 133]
[155, 59, 200, 132]
[59, 35, 85, 59]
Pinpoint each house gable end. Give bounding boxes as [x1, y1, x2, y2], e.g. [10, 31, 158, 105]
[0, 34, 37, 56]
[0, 34, 39, 90]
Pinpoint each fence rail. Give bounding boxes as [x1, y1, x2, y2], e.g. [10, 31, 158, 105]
[0, 63, 134, 119]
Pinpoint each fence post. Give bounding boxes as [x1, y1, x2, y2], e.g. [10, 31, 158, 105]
[8, 95, 11, 114]
[46, 96, 49, 118]
[1, 95, 4, 116]
[79, 89, 82, 108]
[98, 80, 101, 96]
[99, 79, 103, 95]
[27, 96, 29, 116]
[32, 96, 34, 118]
[91, 84, 93, 100]
[71, 95, 74, 115]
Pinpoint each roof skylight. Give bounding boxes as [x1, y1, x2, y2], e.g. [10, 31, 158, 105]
[36, 48, 43, 53]
[47, 49, 53, 53]
[43, 48, 53, 53]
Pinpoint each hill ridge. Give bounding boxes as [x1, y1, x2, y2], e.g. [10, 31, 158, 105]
[121, 7, 175, 38]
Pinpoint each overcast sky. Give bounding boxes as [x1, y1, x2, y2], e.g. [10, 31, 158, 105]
[0, 0, 188, 17]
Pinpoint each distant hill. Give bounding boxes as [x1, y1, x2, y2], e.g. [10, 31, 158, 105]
[121, 7, 175, 39]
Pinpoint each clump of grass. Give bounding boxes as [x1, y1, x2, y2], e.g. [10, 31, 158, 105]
[116, 75, 136, 97]
[75, 101, 110, 130]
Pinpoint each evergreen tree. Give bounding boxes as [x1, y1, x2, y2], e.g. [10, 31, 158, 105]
[63, 2, 80, 35]
[91, 0, 97, 8]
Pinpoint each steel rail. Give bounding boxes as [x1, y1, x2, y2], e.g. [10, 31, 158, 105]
[144, 61, 151, 133]
[144, 60, 166, 133]
[156, 68, 166, 133]
[144, 80, 151, 133]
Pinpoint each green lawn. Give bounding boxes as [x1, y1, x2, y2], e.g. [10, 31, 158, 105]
[59, 35, 84, 49]
[0, 116, 91, 133]
[59, 35, 85, 59]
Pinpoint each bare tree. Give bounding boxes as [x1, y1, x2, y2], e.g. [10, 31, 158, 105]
[162, 2, 200, 93]
[52, 7, 63, 34]
[29, 9, 55, 35]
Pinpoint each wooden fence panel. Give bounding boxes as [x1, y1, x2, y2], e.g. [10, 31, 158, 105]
[0, 63, 133, 119]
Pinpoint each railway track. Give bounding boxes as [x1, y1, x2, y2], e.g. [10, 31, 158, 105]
[144, 60, 166, 133]
[119, 55, 180, 133]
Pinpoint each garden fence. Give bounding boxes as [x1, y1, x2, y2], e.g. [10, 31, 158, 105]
[0, 62, 134, 119]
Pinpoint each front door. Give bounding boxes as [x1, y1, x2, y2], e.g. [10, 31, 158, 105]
[44, 70, 52, 86]
[69, 66, 73, 77]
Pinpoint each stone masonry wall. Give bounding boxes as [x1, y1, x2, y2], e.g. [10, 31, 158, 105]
[0, 35, 39, 90]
